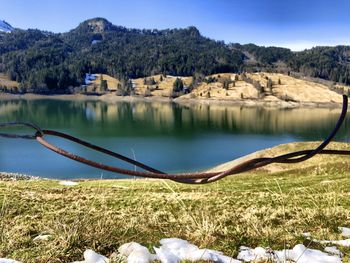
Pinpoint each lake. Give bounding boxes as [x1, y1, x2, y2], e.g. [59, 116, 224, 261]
[0, 98, 349, 179]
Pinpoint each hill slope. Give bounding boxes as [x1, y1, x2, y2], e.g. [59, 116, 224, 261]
[1, 17, 350, 93]
[0, 20, 13, 33]
[177, 72, 343, 105]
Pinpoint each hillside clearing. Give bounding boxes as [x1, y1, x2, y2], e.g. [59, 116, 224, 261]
[85, 74, 121, 92]
[1, 72, 349, 107]
[0, 73, 19, 91]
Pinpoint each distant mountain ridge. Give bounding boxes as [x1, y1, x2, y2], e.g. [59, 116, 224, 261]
[0, 20, 13, 33]
[0, 17, 349, 93]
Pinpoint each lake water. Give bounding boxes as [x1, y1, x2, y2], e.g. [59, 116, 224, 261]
[0, 99, 349, 179]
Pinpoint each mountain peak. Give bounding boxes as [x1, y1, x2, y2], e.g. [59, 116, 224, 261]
[77, 17, 113, 33]
[0, 19, 13, 33]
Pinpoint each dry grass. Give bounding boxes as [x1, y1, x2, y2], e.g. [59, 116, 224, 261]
[133, 75, 193, 97]
[0, 73, 19, 89]
[180, 72, 344, 104]
[1, 142, 350, 262]
[250, 72, 342, 104]
[0, 71, 347, 105]
[87, 74, 121, 92]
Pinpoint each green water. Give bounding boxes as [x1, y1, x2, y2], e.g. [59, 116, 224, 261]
[0, 99, 349, 179]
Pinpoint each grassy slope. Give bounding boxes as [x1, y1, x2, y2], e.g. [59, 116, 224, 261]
[0, 72, 348, 104]
[1, 142, 350, 262]
[0, 73, 19, 89]
[87, 74, 121, 92]
[133, 75, 193, 97]
[180, 72, 344, 104]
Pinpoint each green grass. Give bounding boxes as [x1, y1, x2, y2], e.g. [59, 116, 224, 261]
[1, 142, 350, 262]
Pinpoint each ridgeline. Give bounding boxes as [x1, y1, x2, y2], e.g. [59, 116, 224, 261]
[0, 17, 350, 94]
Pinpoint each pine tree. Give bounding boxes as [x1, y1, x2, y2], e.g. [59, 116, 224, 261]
[173, 78, 184, 93]
[100, 79, 108, 92]
[267, 78, 273, 92]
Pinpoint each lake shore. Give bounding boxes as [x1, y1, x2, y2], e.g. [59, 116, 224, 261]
[0, 171, 40, 181]
[2, 141, 349, 181]
[0, 92, 344, 108]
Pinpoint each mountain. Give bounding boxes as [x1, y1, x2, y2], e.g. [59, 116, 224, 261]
[0, 17, 349, 93]
[0, 20, 13, 33]
[0, 18, 245, 92]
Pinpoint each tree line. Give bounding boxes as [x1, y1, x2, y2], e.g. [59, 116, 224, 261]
[1, 18, 350, 94]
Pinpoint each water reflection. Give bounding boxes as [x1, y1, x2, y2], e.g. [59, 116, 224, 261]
[1, 99, 349, 179]
[1, 99, 349, 139]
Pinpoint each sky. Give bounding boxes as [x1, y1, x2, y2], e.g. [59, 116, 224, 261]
[1, 0, 350, 51]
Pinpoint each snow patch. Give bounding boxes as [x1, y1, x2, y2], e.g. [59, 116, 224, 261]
[319, 239, 350, 247]
[302, 232, 311, 237]
[59, 181, 78, 186]
[237, 246, 271, 261]
[118, 242, 158, 262]
[238, 244, 341, 263]
[0, 259, 21, 263]
[155, 238, 239, 262]
[33, 234, 52, 242]
[325, 246, 343, 257]
[71, 249, 108, 263]
[339, 227, 350, 238]
[0, 20, 13, 33]
[72, 241, 343, 263]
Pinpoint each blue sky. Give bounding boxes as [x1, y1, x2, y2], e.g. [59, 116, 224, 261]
[1, 0, 350, 51]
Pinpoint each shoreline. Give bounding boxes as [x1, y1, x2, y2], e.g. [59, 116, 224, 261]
[0, 172, 40, 181]
[0, 92, 344, 108]
[2, 141, 349, 181]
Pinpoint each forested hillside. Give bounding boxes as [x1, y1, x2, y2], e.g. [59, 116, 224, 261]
[0, 17, 350, 94]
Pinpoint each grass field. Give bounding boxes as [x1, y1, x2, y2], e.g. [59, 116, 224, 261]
[1, 142, 350, 262]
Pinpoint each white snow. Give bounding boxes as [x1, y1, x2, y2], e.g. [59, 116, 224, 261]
[339, 227, 350, 238]
[237, 246, 271, 262]
[155, 238, 239, 263]
[279, 244, 341, 263]
[302, 232, 311, 237]
[118, 242, 158, 263]
[325, 246, 343, 257]
[59, 181, 78, 186]
[71, 241, 343, 263]
[0, 259, 21, 263]
[59, 238, 350, 263]
[117, 238, 239, 263]
[319, 239, 350, 247]
[71, 249, 108, 263]
[4, 233, 348, 263]
[33, 234, 51, 241]
[304, 227, 350, 247]
[238, 244, 341, 263]
[154, 247, 179, 263]
[0, 20, 13, 33]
